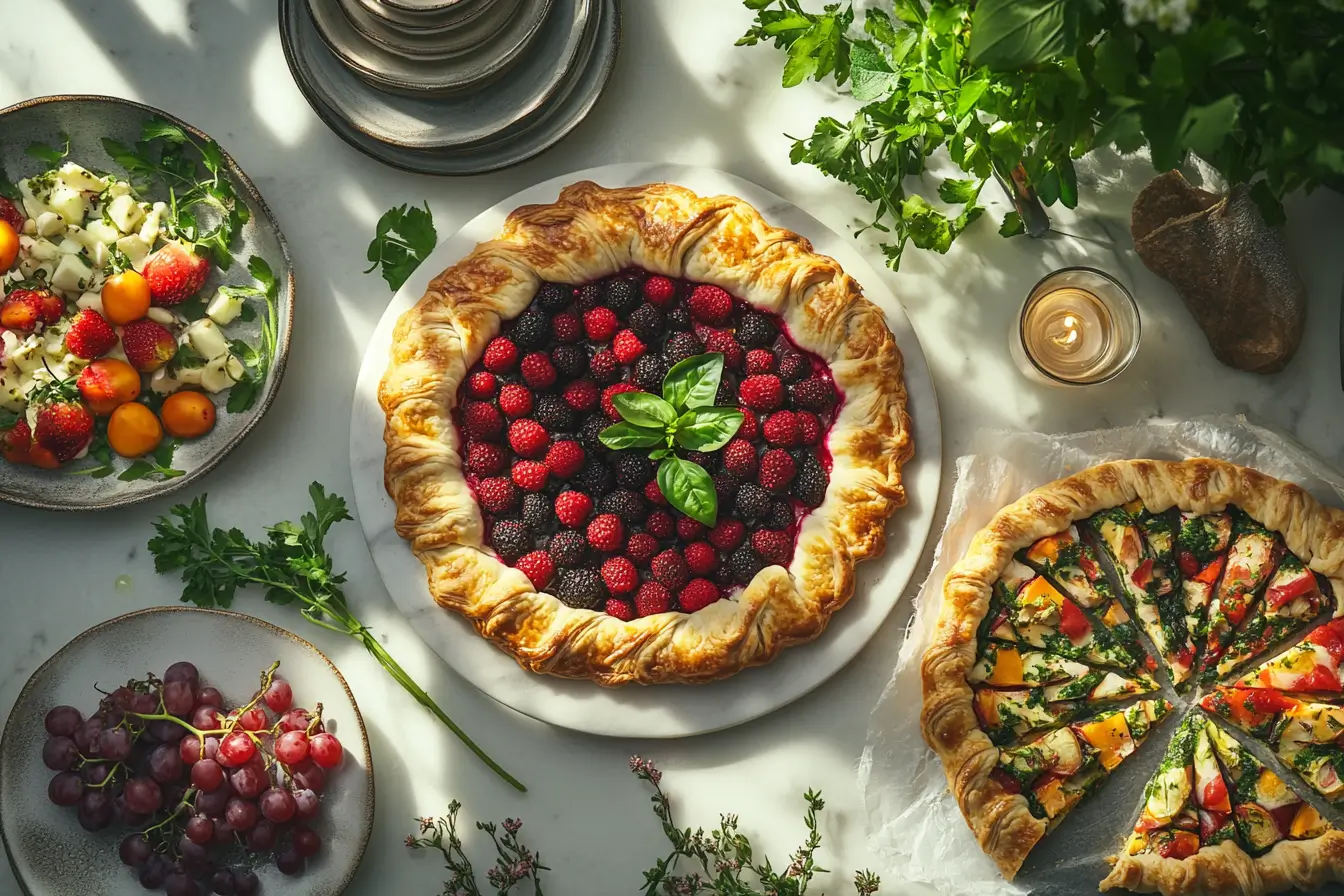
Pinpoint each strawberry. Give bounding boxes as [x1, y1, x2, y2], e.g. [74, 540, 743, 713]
[651, 549, 689, 590]
[763, 411, 800, 447]
[142, 240, 209, 306]
[544, 440, 585, 478]
[466, 371, 497, 399]
[483, 337, 519, 373]
[688, 285, 732, 324]
[684, 542, 718, 575]
[515, 551, 555, 589]
[0, 197, 23, 231]
[583, 307, 619, 342]
[64, 309, 118, 359]
[645, 511, 674, 538]
[678, 578, 721, 612]
[511, 460, 549, 492]
[635, 582, 672, 616]
[601, 384, 640, 420]
[498, 384, 533, 418]
[120, 319, 176, 372]
[562, 379, 599, 412]
[520, 352, 556, 389]
[551, 313, 581, 343]
[586, 513, 625, 552]
[752, 530, 792, 566]
[600, 556, 639, 594]
[605, 599, 636, 621]
[555, 491, 594, 527]
[465, 442, 506, 476]
[612, 330, 646, 364]
[722, 438, 758, 476]
[745, 349, 775, 375]
[31, 381, 94, 462]
[0, 291, 43, 332]
[1, 419, 32, 464]
[709, 519, 746, 551]
[508, 419, 550, 458]
[625, 532, 659, 565]
[476, 477, 518, 513]
[759, 449, 797, 491]
[462, 401, 503, 439]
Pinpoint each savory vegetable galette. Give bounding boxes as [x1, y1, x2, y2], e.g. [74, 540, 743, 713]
[922, 459, 1344, 894]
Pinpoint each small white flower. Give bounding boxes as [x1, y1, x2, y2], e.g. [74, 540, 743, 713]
[1119, 0, 1196, 34]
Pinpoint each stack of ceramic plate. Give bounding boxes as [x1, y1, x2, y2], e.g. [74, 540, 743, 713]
[278, 0, 620, 175]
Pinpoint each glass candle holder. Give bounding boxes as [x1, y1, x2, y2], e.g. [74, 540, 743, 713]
[1010, 267, 1141, 386]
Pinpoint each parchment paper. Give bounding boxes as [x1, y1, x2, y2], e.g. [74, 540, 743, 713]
[857, 417, 1344, 896]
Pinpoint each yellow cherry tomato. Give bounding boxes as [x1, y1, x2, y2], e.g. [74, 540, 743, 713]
[0, 221, 18, 272]
[101, 270, 152, 325]
[160, 391, 216, 439]
[107, 403, 164, 458]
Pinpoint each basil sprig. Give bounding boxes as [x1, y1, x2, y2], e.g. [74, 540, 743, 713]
[598, 353, 743, 526]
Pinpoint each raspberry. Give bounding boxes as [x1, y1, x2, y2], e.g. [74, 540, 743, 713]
[778, 352, 810, 383]
[476, 477, 518, 513]
[601, 489, 647, 524]
[796, 411, 822, 445]
[736, 312, 776, 347]
[676, 517, 704, 541]
[483, 337, 518, 372]
[604, 279, 641, 314]
[737, 408, 758, 440]
[651, 550, 689, 590]
[790, 377, 836, 410]
[601, 556, 639, 594]
[635, 582, 672, 616]
[490, 520, 531, 561]
[515, 551, 554, 589]
[678, 578, 721, 612]
[508, 419, 550, 457]
[727, 547, 764, 584]
[758, 449, 797, 492]
[713, 470, 739, 502]
[665, 332, 703, 365]
[562, 379, 600, 412]
[511, 311, 550, 349]
[578, 417, 610, 454]
[602, 384, 640, 420]
[739, 375, 783, 411]
[520, 353, 557, 389]
[626, 532, 659, 564]
[555, 491, 594, 527]
[522, 493, 552, 531]
[544, 441, 585, 478]
[551, 312, 581, 343]
[552, 344, 587, 378]
[586, 513, 625, 552]
[708, 519, 746, 551]
[745, 349, 775, 375]
[462, 401, 503, 439]
[613, 330, 646, 364]
[646, 511, 674, 538]
[722, 439, 758, 477]
[498, 384, 533, 418]
[734, 483, 771, 522]
[634, 354, 667, 391]
[684, 542, 718, 575]
[589, 350, 620, 384]
[703, 331, 743, 369]
[549, 530, 587, 566]
[536, 282, 570, 312]
[466, 371, 497, 399]
[614, 452, 653, 489]
[688, 285, 732, 324]
[556, 569, 603, 609]
[605, 599, 636, 621]
[767, 500, 795, 531]
[584, 307, 619, 342]
[643, 479, 667, 505]
[573, 461, 614, 496]
[792, 455, 829, 508]
[511, 460, 549, 492]
[763, 411, 800, 447]
[465, 442, 506, 476]
[752, 530, 792, 566]
[642, 275, 676, 306]
[628, 304, 665, 341]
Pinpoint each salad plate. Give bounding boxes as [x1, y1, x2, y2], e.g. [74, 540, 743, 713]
[0, 606, 373, 896]
[0, 96, 294, 512]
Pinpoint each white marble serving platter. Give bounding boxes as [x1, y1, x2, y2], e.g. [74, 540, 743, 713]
[349, 163, 942, 738]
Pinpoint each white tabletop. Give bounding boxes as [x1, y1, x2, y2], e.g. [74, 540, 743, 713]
[1, 2, 1342, 895]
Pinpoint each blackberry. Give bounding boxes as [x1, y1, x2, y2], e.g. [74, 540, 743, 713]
[766, 500, 795, 531]
[778, 352, 809, 383]
[604, 278, 641, 314]
[579, 415, 611, 454]
[549, 530, 587, 566]
[511, 311, 550, 349]
[552, 344, 588, 379]
[634, 354, 667, 391]
[713, 470, 739, 502]
[715, 377, 736, 406]
[573, 461, 614, 496]
[665, 332, 703, 364]
[614, 452, 654, 489]
[522, 494, 555, 533]
[734, 483, 771, 523]
[533, 395, 574, 431]
[576, 283, 604, 310]
[601, 489, 647, 524]
[667, 307, 692, 331]
[536, 282, 571, 312]
[490, 520, 531, 562]
[792, 455, 829, 508]
[686, 451, 718, 473]
[556, 569, 604, 609]
[727, 546, 764, 584]
[736, 312, 776, 348]
[628, 304, 665, 342]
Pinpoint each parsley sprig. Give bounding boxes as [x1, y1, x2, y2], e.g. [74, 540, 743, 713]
[25, 132, 71, 165]
[365, 202, 437, 292]
[148, 483, 525, 792]
[220, 256, 281, 413]
[69, 422, 185, 482]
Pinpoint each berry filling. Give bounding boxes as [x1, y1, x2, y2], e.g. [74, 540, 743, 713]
[455, 272, 842, 618]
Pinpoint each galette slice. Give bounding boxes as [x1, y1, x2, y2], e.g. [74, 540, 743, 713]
[1200, 687, 1344, 802]
[1175, 510, 1233, 648]
[1209, 556, 1329, 683]
[1234, 618, 1344, 693]
[1200, 511, 1286, 677]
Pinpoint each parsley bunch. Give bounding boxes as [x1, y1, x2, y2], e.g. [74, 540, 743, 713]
[740, 0, 1344, 269]
[365, 202, 438, 291]
[148, 483, 525, 792]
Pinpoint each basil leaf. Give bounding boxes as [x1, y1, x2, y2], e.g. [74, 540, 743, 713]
[599, 422, 666, 450]
[662, 353, 724, 411]
[649, 448, 673, 460]
[611, 391, 676, 428]
[657, 457, 718, 527]
[673, 408, 744, 452]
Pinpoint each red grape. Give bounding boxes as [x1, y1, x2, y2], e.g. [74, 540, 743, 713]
[195, 781, 232, 818]
[163, 680, 196, 716]
[225, 797, 258, 831]
[263, 678, 293, 713]
[229, 763, 267, 799]
[289, 760, 325, 794]
[210, 869, 237, 894]
[192, 705, 223, 731]
[48, 772, 83, 806]
[191, 758, 225, 792]
[109, 687, 136, 709]
[292, 787, 319, 820]
[179, 734, 202, 765]
[309, 732, 343, 769]
[185, 814, 215, 845]
[258, 787, 295, 823]
[149, 743, 184, 783]
[212, 817, 236, 845]
[274, 730, 309, 765]
[292, 824, 321, 857]
[44, 705, 82, 737]
[278, 708, 312, 734]
[130, 692, 158, 715]
[197, 686, 224, 709]
[164, 661, 199, 687]
[100, 727, 133, 761]
[245, 818, 277, 851]
[236, 707, 268, 732]
[119, 833, 152, 867]
[123, 777, 162, 814]
[217, 733, 256, 768]
[42, 736, 78, 771]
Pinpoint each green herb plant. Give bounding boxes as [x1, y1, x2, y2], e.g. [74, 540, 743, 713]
[365, 202, 438, 292]
[738, 0, 1344, 269]
[598, 353, 743, 526]
[148, 482, 525, 792]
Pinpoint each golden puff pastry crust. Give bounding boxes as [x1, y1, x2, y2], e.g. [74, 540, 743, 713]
[919, 458, 1344, 881]
[378, 181, 912, 686]
[1102, 833, 1344, 895]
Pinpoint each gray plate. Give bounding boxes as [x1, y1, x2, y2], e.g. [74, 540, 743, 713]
[0, 97, 294, 512]
[282, 0, 592, 150]
[354, 0, 490, 30]
[339, 0, 522, 59]
[283, 0, 618, 175]
[308, 0, 551, 94]
[0, 606, 374, 896]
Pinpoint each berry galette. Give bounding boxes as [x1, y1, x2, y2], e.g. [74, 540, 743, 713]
[379, 182, 912, 685]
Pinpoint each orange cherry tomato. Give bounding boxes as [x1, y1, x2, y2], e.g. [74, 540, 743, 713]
[160, 391, 216, 439]
[101, 270, 153, 325]
[107, 402, 163, 457]
[0, 220, 18, 272]
[77, 359, 142, 415]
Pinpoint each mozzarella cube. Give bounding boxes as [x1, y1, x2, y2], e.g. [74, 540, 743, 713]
[28, 238, 60, 261]
[115, 235, 151, 271]
[146, 307, 177, 327]
[186, 319, 230, 360]
[201, 354, 239, 393]
[50, 253, 93, 293]
[84, 220, 120, 246]
[34, 212, 65, 238]
[106, 181, 133, 199]
[57, 162, 107, 193]
[107, 194, 145, 234]
[205, 290, 245, 325]
[11, 335, 45, 373]
[138, 206, 162, 244]
[46, 185, 88, 227]
[20, 218, 36, 236]
[57, 237, 84, 256]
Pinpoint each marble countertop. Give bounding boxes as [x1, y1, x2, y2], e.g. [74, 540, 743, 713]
[2, 2, 1342, 895]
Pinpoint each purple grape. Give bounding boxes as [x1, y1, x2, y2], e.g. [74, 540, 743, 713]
[192, 705, 222, 731]
[149, 720, 186, 744]
[164, 872, 201, 896]
[292, 824, 321, 857]
[185, 814, 214, 844]
[245, 818, 277, 851]
[72, 717, 104, 754]
[123, 777, 162, 815]
[80, 762, 110, 785]
[119, 833, 152, 867]
[232, 869, 259, 896]
[178, 835, 209, 863]
[258, 787, 295, 823]
[229, 764, 267, 799]
[276, 846, 302, 875]
[225, 797, 258, 830]
[212, 817, 236, 845]
[77, 789, 113, 831]
[163, 680, 196, 716]
[289, 760, 324, 794]
[210, 869, 236, 895]
[42, 736, 78, 771]
[113, 794, 150, 827]
[130, 692, 158, 715]
[292, 788, 319, 820]
[191, 758, 225, 792]
[163, 661, 199, 687]
[197, 686, 224, 709]
[100, 727, 133, 761]
[139, 855, 168, 889]
[48, 772, 83, 806]
[195, 781, 232, 818]
[149, 743, 184, 783]
[44, 705, 82, 737]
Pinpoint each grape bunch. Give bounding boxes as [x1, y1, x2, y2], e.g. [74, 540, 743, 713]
[42, 660, 344, 895]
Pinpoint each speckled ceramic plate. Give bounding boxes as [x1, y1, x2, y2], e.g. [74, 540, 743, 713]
[282, 0, 619, 175]
[280, 0, 591, 149]
[0, 607, 373, 896]
[354, 0, 490, 31]
[338, 0, 523, 61]
[0, 97, 294, 512]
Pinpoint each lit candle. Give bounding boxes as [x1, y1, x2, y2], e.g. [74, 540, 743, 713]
[1013, 268, 1140, 386]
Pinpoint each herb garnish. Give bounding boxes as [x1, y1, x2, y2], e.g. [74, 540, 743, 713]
[148, 483, 525, 792]
[25, 132, 71, 165]
[599, 353, 743, 526]
[222, 256, 280, 413]
[67, 423, 186, 482]
[365, 202, 437, 292]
